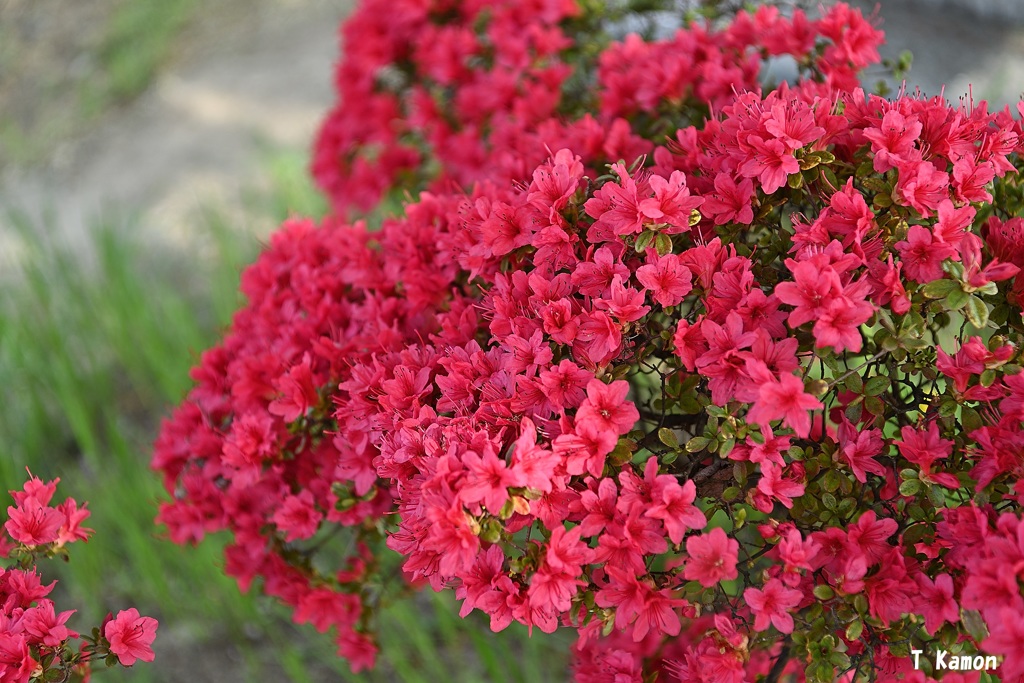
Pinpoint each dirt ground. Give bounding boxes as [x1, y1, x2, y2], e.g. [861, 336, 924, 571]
[1, 0, 351, 265]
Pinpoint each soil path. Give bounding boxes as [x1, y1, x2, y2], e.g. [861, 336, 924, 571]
[1, 0, 352, 264]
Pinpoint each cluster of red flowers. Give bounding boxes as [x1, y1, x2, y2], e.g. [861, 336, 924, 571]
[154, 2, 1024, 681]
[2, 474, 158, 682]
[311, 0, 880, 217]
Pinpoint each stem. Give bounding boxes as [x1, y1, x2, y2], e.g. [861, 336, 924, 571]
[826, 349, 889, 389]
[765, 638, 792, 683]
[690, 458, 730, 484]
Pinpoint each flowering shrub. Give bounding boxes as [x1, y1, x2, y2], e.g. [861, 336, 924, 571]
[311, 0, 879, 216]
[3, 473, 158, 681]
[155, 1, 1024, 681]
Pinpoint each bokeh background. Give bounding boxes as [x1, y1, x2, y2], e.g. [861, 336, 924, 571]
[0, 0, 1021, 680]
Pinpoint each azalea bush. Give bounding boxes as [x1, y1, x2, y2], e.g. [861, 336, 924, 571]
[2, 474, 158, 682]
[154, 1, 1024, 682]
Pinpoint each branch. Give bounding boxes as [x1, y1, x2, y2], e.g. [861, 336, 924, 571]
[765, 637, 792, 683]
[691, 458, 730, 484]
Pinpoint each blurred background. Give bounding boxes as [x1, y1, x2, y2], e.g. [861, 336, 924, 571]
[0, 0, 1022, 681]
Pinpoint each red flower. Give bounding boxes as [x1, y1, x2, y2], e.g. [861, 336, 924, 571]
[5, 498, 63, 547]
[104, 608, 158, 667]
[915, 573, 959, 634]
[575, 379, 640, 437]
[636, 253, 693, 308]
[683, 528, 739, 587]
[744, 578, 803, 633]
[746, 370, 822, 439]
[895, 226, 956, 283]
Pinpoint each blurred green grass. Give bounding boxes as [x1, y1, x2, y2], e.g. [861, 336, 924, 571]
[0, 151, 570, 682]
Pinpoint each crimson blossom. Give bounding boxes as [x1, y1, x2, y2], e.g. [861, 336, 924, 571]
[154, 1, 1024, 682]
[2, 474, 158, 681]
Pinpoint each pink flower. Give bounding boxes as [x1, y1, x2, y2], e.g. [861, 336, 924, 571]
[863, 109, 921, 173]
[460, 444, 520, 511]
[538, 360, 591, 410]
[983, 607, 1024, 680]
[0, 633, 35, 682]
[56, 499, 93, 546]
[744, 578, 803, 633]
[847, 510, 897, 565]
[295, 587, 360, 633]
[895, 160, 949, 218]
[104, 608, 158, 666]
[336, 630, 379, 674]
[838, 417, 886, 484]
[21, 600, 78, 647]
[915, 573, 959, 634]
[638, 171, 703, 233]
[575, 379, 639, 437]
[813, 294, 873, 353]
[702, 174, 755, 225]
[5, 498, 63, 546]
[594, 275, 650, 323]
[746, 370, 822, 438]
[584, 163, 644, 236]
[636, 253, 693, 308]
[632, 586, 686, 641]
[272, 490, 323, 542]
[895, 226, 956, 283]
[739, 136, 800, 194]
[774, 259, 842, 328]
[683, 528, 739, 587]
[268, 356, 320, 422]
[754, 462, 805, 511]
[646, 477, 706, 545]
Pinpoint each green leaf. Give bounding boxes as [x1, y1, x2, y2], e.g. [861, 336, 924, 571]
[872, 193, 892, 209]
[962, 406, 983, 434]
[654, 232, 673, 256]
[921, 278, 960, 299]
[678, 396, 702, 414]
[864, 376, 890, 396]
[685, 436, 710, 453]
[944, 288, 968, 310]
[813, 584, 835, 600]
[898, 479, 921, 496]
[845, 620, 864, 641]
[838, 497, 856, 516]
[844, 373, 863, 394]
[658, 428, 679, 449]
[634, 230, 655, 253]
[864, 395, 885, 416]
[962, 610, 989, 641]
[964, 295, 990, 328]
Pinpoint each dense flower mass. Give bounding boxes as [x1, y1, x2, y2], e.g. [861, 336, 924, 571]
[2, 474, 158, 681]
[155, 1, 1024, 681]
